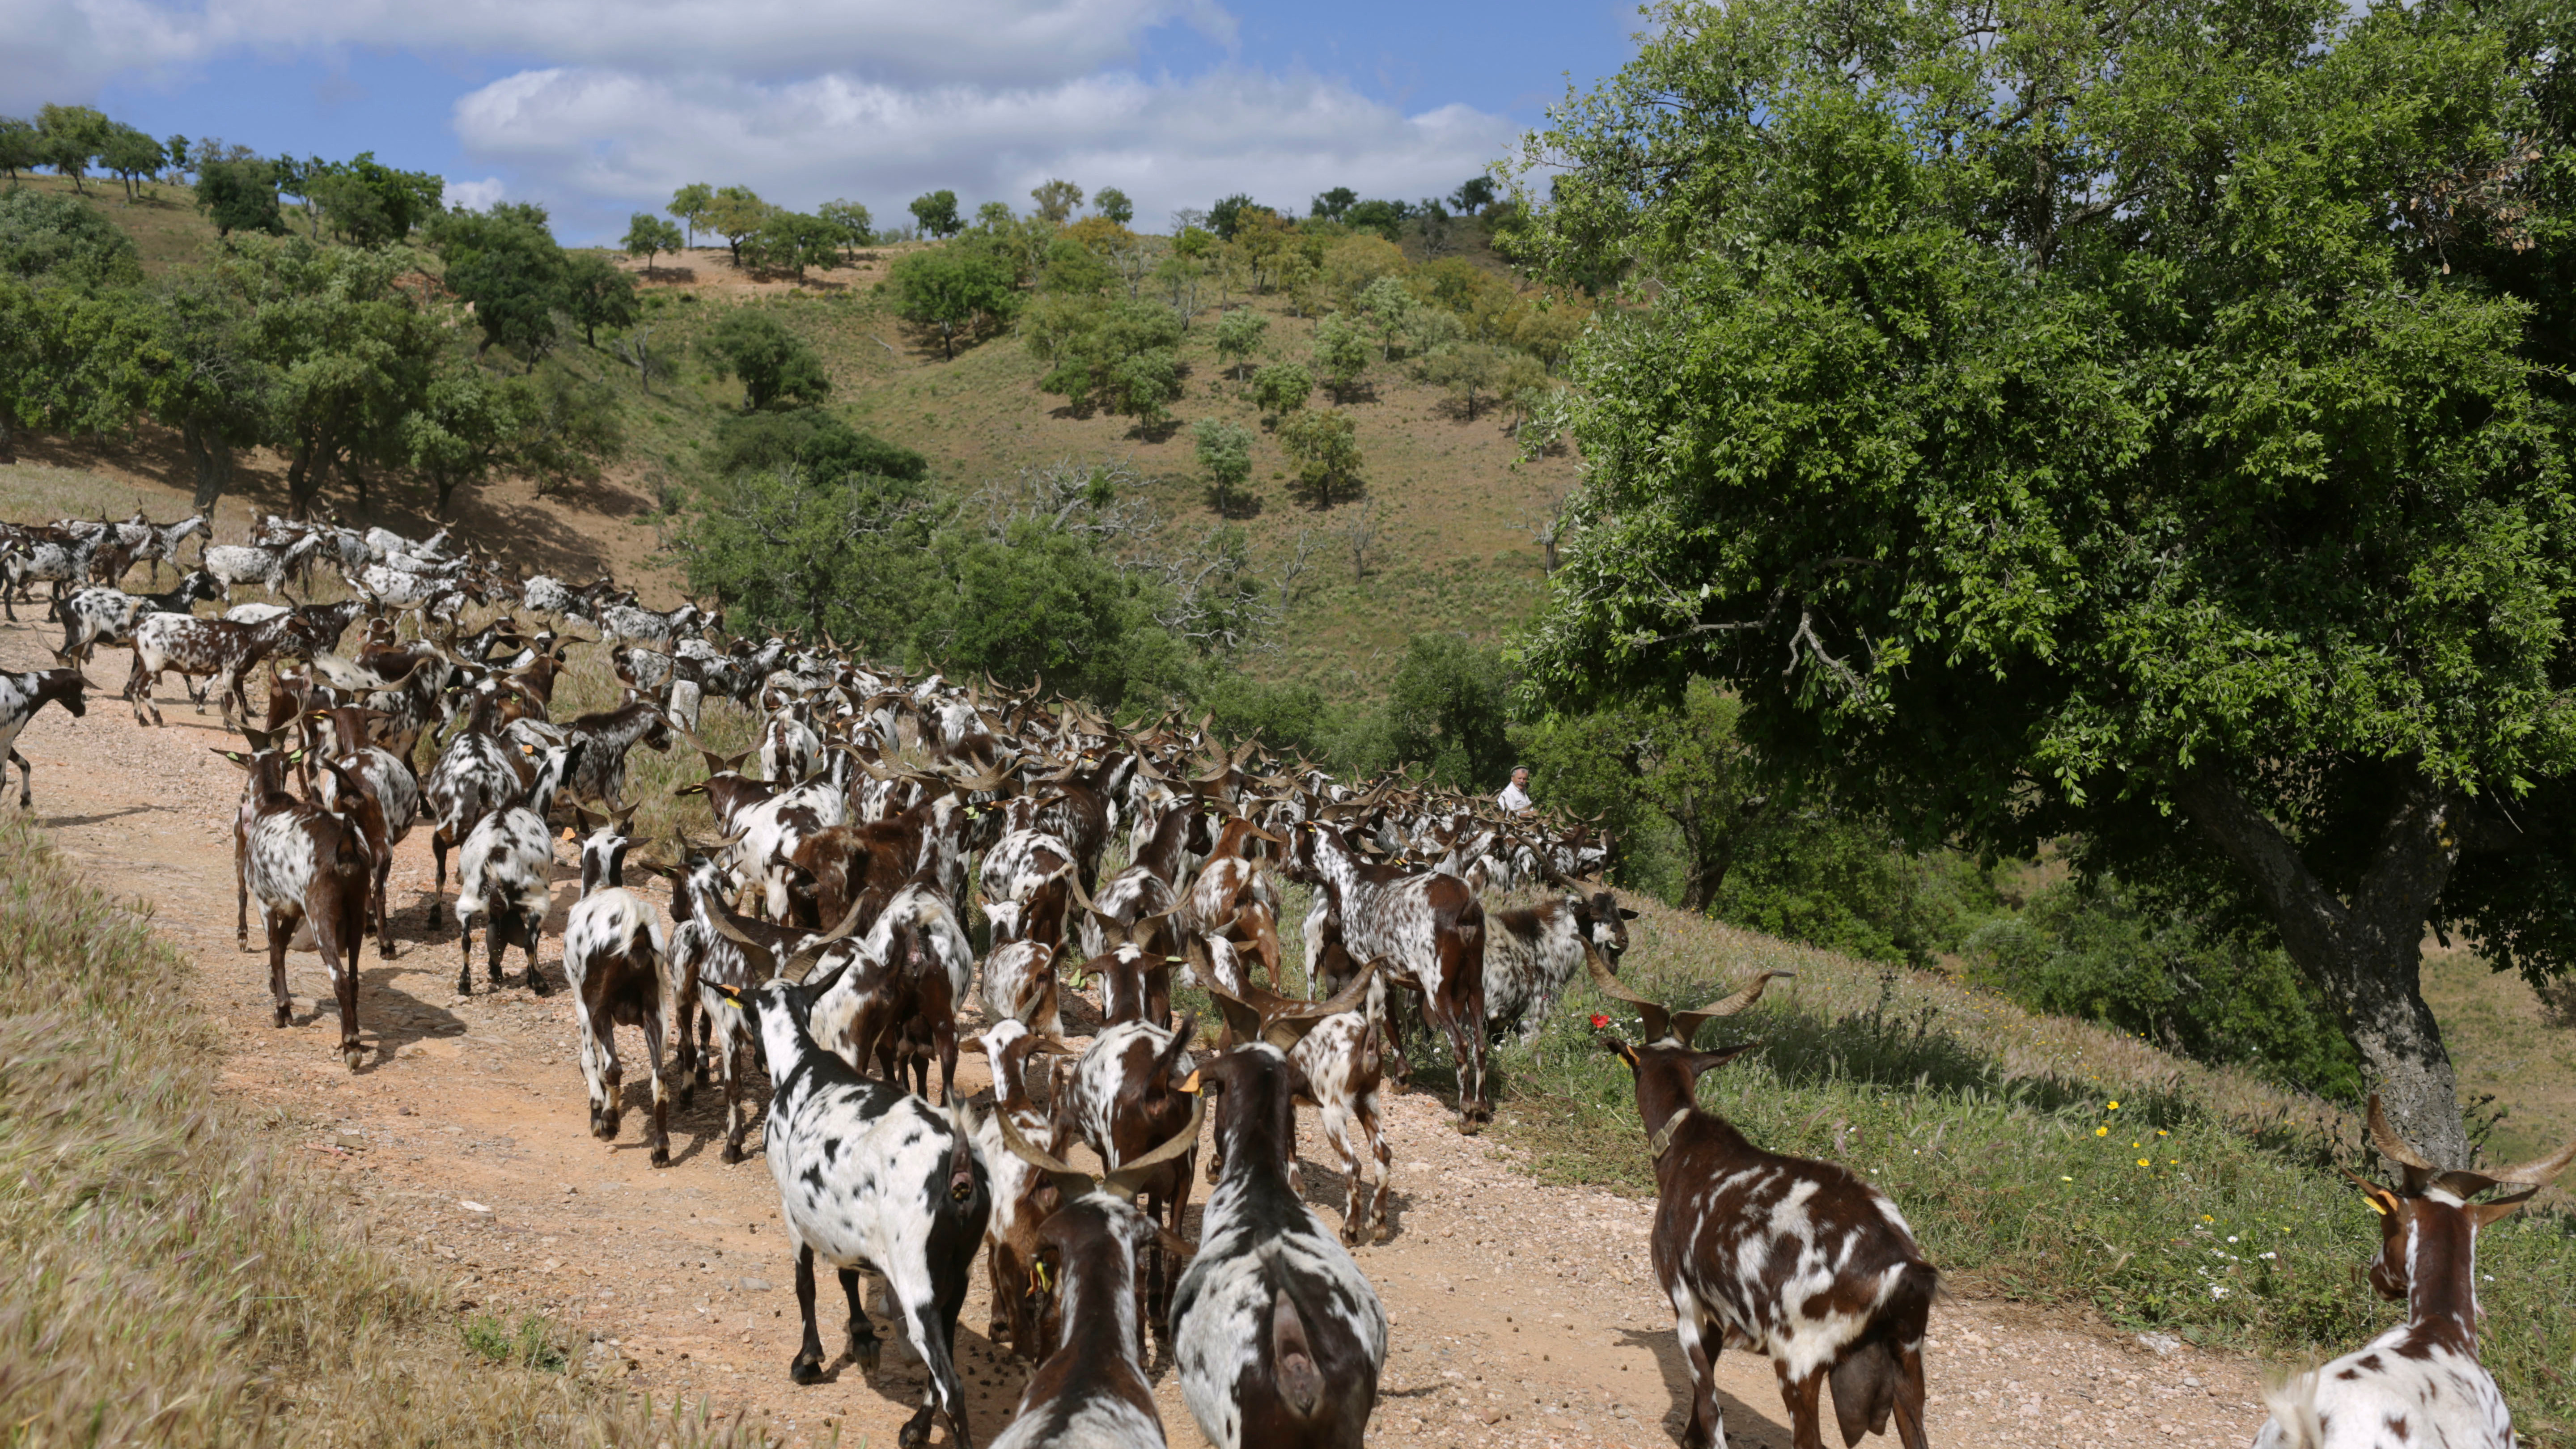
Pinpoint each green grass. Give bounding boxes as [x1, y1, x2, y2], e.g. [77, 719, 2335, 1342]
[0, 806, 767, 1445]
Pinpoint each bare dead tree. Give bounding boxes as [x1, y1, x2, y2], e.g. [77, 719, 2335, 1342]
[1519, 489, 1573, 574]
[613, 328, 659, 394]
[1337, 500, 1380, 585]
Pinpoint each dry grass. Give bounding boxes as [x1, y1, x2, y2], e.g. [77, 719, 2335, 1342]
[0, 810, 773, 1446]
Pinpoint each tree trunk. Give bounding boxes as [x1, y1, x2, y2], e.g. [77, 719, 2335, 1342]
[183, 419, 235, 510]
[2177, 771, 2473, 1165]
[0, 411, 14, 465]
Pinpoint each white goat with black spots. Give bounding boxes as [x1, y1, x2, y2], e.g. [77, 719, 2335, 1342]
[53, 569, 223, 665]
[709, 967, 988, 1449]
[1171, 1043, 1387, 1449]
[0, 667, 88, 809]
[560, 812, 672, 1167]
[453, 739, 584, 997]
[203, 534, 322, 600]
[1482, 890, 1637, 1041]
[2254, 1097, 2576, 1449]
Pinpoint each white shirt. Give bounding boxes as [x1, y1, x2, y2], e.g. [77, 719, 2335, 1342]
[1497, 782, 1533, 813]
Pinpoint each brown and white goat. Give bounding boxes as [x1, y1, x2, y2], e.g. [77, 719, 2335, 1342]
[989, 1101, 1203, 1448]
[1056, 1011, 1201, 1325]
[1590, 953, 1932, 1449]
[1202, 962, 1393, 1245]
[2253, 1097, 2576, 1449]
[308, 705, 416, 957]
[963, 1018, 1076, 1360]
[220, 731, 374, 1070]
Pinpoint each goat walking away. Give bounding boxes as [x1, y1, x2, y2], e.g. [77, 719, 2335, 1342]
[1203, 962, 1393, 1246]
[561, 810, 674, 1167]
[989, 1100, 1205, 1449]
[1591, 953, 1932, 1449]
[961, 1019, 1077, 1361]
[219, 730, 375, 1071]
[1171, 1044, 1387, 1449]
[2253, 1097, 2576, 1449]
[711, 967, 987, 1449]
[453, 741, 585, 997]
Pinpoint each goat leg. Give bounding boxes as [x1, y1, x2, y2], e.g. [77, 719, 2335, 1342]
[838, 1267, 878, 1372]
[790, 1245, 828, 1384]
[642, 1006, 670, 1169]
[1674, 1308, 1726, 1449]
[267, 911, 295, 1028]
[455, 910, 477, 997]
[522, 919, 553, 995]
[9, 749, 28, 810]
[1775, 1359, 1829, 1449]
[426, 833, 449, 928]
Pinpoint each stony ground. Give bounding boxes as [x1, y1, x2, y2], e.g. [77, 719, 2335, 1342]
[1, 611, 2275, 1448]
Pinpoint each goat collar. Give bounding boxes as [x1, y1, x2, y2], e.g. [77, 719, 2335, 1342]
[1648, 1107, 1693, 1160]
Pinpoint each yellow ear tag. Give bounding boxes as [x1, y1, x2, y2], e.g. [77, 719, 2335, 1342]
[1178, 1070, 1202, 1095]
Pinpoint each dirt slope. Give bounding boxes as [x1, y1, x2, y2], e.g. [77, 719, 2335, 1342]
[0, 613, 2270, 1449]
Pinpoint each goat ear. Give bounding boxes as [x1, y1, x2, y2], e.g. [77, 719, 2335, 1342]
[212, 749, 253, 769]
[1619, 908, 1640, 920]
[1598, 1035, 1637, 1067]
[1690, 1043, 1757, 1077]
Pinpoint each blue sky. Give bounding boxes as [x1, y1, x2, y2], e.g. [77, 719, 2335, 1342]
[7, 0, 1644, 243]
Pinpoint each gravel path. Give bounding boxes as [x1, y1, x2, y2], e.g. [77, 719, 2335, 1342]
[0, 612, 2274, 1448]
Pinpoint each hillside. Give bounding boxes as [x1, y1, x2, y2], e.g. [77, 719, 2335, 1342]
[8, 173, 1579, 698]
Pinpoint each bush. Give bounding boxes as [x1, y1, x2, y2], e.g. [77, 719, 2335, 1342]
[1028, 296, 1183, 424]
[1277, 407, 1361, 506]
[0, 185, 140, 286]
[708, 408, 925, 484]
[1963, 877, 2365, 1101]
[888, 246, 1017, 358]
[702, 308, 830, 410]
[1250, 361, 1312, 422]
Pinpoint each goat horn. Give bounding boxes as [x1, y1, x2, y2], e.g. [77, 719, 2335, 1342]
[993, 1101, 1100, 1206]
[1199, 977, 1266, 1047]
[1673, 970, 1794, 1041]
[1101, 1093, 1206, 1203]
[2472, 1131, 2576, 1188]
[1585, 941, 1674, 1045]
[2366, 1094, 2441, 1191]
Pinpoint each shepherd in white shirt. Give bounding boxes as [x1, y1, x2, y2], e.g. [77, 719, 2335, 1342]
[1497, 765, 1534, 815]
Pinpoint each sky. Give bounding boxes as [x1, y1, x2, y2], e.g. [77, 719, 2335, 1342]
[1, 0, 1644, 243]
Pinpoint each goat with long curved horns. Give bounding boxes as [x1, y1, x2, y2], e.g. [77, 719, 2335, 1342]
[987, 1101, 1203, 1449]
[2253, 1095, 2576, 1449]
[1589, 949, 1935, 1449]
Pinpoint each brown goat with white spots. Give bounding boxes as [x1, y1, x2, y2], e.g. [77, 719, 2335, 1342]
[1590, 953, 1931, 1449]
[2254, 1097, 2576, 1449]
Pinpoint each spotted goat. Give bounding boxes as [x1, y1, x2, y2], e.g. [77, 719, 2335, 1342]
[2252, 1096, 2576, 1449]
[1590, 954, 1932, 1449]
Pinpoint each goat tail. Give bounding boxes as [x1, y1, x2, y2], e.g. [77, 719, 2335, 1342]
[2253, 1370, 2323, 1449]
[1270, 1287, 1325, 1419]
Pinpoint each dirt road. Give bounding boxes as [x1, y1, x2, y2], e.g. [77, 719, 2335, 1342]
[0, 613, 2273, 1449]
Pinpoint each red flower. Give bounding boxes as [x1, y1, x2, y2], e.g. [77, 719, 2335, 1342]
[1589, 1014, 1610, 1030]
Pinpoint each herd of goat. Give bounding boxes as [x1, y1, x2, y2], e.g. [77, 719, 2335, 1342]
[4, 506, 2573, 1449]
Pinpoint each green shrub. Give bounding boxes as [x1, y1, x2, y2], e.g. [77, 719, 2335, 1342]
[1963, 877, 2364, 1102]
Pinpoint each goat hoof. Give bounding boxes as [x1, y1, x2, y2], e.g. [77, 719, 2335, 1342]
[272, 1006, 292, 1028]
[896, 1416, 931, 1449]
[1373, 1222, 1394, 1245]
[591, 1114, 617, 1142]
[649, 1148, 670, 1169]
[789, 1354, 825, 1386]
[721, 1144, 746, 1166]
[343, 1045, 365, 1072]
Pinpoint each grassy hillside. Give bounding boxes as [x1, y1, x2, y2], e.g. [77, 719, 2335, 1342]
[15, 174, 1577, 698]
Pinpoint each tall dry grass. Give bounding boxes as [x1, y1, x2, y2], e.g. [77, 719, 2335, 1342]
[0, 809, 772, 1446]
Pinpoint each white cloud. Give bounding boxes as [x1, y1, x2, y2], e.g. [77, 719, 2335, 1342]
[2, 0, 1520, 242]
[452, 64, 1517, 237]
[443, 175, 505, 210]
